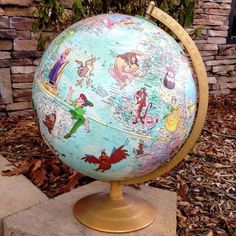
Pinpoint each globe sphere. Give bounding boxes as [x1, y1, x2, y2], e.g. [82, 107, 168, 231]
[33, 13, 197, 181]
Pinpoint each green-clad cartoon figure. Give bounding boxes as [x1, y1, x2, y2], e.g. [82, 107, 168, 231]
[64, 86, 93, 139]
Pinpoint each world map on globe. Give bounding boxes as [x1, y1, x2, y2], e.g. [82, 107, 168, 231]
[33, 13, 197, 181]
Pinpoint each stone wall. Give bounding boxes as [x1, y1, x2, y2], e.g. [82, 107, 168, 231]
[193, 0, 236, 93]
[0, 0, 235, 116]
[0, 0, 41, 116]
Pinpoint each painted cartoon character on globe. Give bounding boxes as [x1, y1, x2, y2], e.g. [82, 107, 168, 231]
[64, 86, 93, 139]
[132, 87, 152, 124]
[163, 67, 175, 90]
[43, 113, 56, 134]
[82, 143, 129, 172]
[44, 48, 71, 95]
[109, 50, 151, 89]
[76, 57, 96, 88]
[165, 97, 180, 132]
[131, 88, 158, 129]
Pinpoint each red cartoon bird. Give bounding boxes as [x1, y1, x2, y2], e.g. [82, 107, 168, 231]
[81, 144, 129, 172]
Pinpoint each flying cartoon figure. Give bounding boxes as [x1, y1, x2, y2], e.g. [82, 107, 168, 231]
[76, 57, 96, 88]
[81, 144, 129, 172]
[64, 86, 93, 139]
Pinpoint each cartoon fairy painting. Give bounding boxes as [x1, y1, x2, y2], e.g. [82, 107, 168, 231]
[76, 57, 96, 88]
[64, 86, 93, 139]
[185, 97, 196, 119]
[165, 97, 180, 132]
[82, 143, 129, 172]
[109, 50, 151, 89]
[44, 48, 71, 96]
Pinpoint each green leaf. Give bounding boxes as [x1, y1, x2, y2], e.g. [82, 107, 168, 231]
[44, 13, 50, 23]
[183, 0, 190, 6]
[160, 0, 169, 12]
[125, 3, 132, 15]
[92, 0, 102, 11]
[184, 1, 195, 28]
[32, 22, 39, 33]
[33, 9, 40, 17]
[49, 0, 54, 9]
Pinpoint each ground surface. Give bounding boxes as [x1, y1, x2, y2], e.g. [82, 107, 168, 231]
[0, 93, 236, 236]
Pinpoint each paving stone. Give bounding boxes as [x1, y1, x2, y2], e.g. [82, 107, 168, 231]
[197, 43, 218, 51]
[12, 88, 32, 98]
[15, 30, 31, 39]
[0, 40, 12, 50]
[0, 7, 4, 15]
[0, 68, 12, 104]
[10, 65, 36, 74]
[204, 8, 230, 16]
[208, 30, 228, 37]
[0, 51, 11, 59]
[4, 7, 36, 17]
[208, 77, 217, 84]
[0, 16, 8, 28]
[0, 58, 32, 67]
[6, 101, 32, 111]
[4, 181, 176, 236]
[0, 156, 47, 236]
[194, 19, 223, 26]
[8, 108, 34, 117]
[212, 65, 235, 73]
[10, 17, 33, 30]
[11, 51, 43, 58]
[14, 96, 32, 102]
[0, 29, 16, 39]
[207, 37, 226, 44]
[0, 0, 33, 6]
[205, 59, 236, 66]
[219, 44, 236, 56]
[11, 74, 34, 82]
[12, 82, 32, 89]
[14, 39, 38, 51]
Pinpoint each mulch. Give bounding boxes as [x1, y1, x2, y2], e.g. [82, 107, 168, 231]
[0, 93, 235, 236]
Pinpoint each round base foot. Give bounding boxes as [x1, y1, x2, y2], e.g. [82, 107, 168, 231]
[73, 192, 156, 233]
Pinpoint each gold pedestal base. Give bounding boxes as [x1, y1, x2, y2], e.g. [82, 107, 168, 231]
[73, 182, 156, 233]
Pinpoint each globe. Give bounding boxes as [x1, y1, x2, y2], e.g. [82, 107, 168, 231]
[33, 13, 197, 182]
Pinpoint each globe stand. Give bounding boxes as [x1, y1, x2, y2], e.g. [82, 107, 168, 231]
[73, 181, 156, 233]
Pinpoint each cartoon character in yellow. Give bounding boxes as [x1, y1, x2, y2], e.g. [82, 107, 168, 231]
[165, 97, 180, 132]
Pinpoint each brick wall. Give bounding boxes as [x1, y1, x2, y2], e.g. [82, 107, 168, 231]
[0, 0, 235, 116]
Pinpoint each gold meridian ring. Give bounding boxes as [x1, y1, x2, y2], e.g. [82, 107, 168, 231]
[123, 4, 209, 185]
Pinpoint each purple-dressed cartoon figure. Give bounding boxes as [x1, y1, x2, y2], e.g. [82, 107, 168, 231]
[44, 48, 71, 95]
[164, 67, 175, 90]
